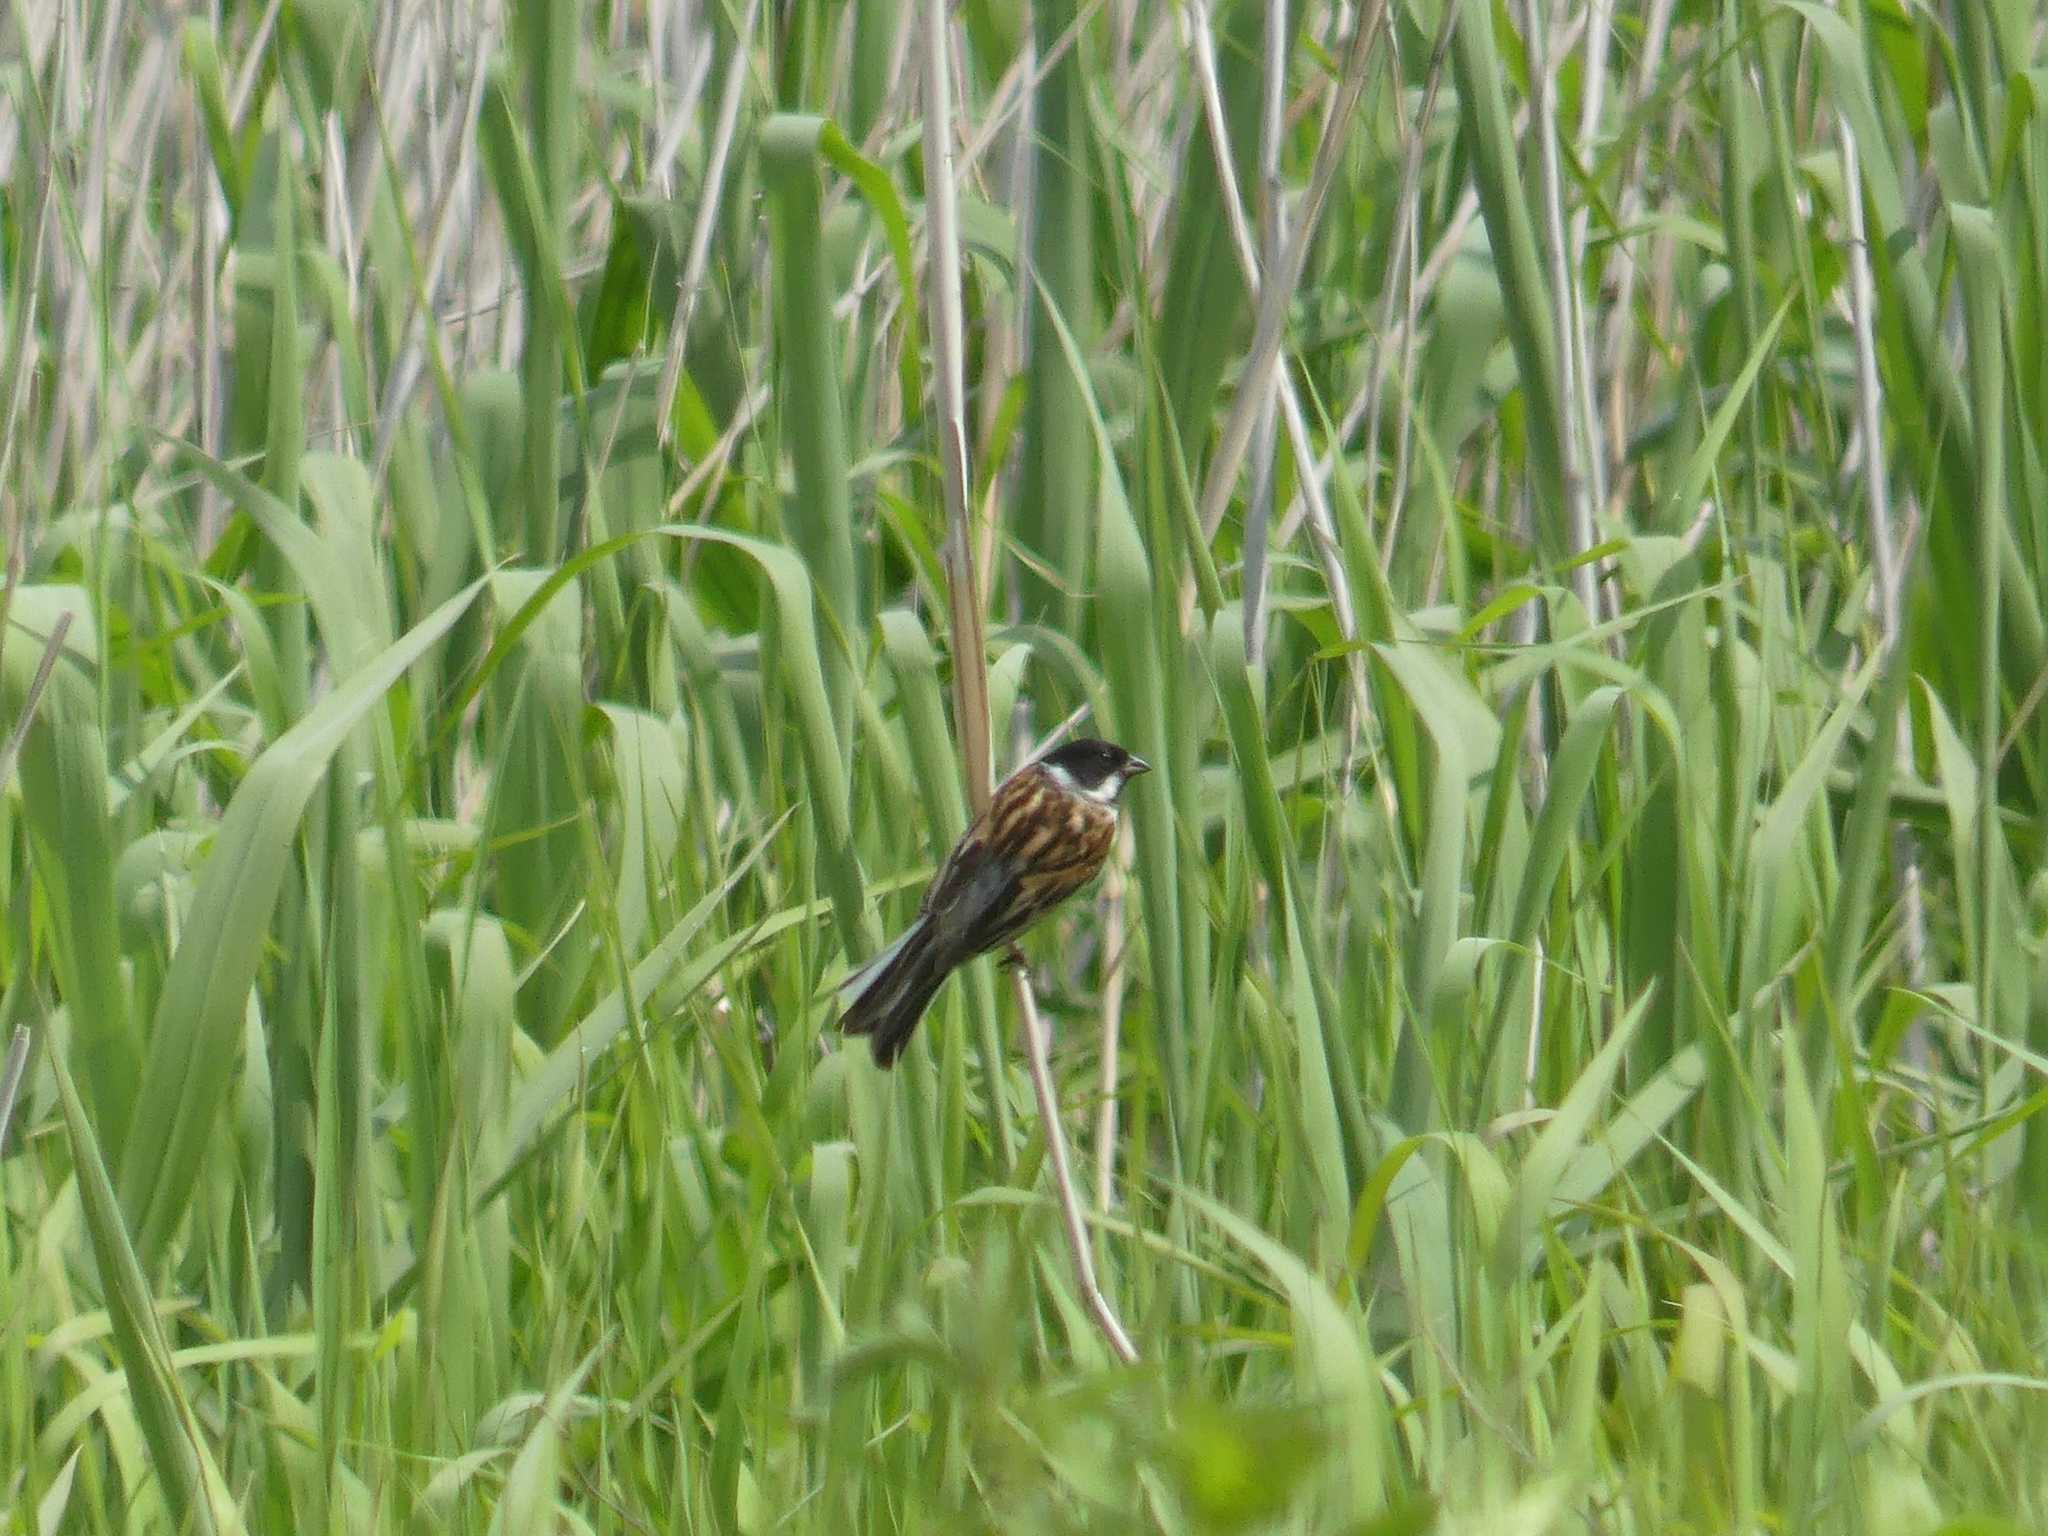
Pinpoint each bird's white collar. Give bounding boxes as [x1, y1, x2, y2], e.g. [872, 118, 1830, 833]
[1043, 760, 1121, 804]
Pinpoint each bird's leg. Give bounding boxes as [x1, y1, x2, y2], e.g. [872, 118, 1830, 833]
[1001, 943, 1029, 972]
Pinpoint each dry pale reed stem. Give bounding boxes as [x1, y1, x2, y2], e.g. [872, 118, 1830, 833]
[921, 0, 991, 811]
[1598, 0, 1680, 491]
[657, 0, 761, 452]
[1239, 0, 1288, 675]
[959, 0, 1099, 182]
[1567, 0, 1614, 523]
[1841, 122, 1928, 1078]
[1183, 0, 1378, 743]
[1093, 852, 1129, 1216]
[1193, 0, 1381, 545]
[1363, 4, 1457, 572]
[0, 141, 53, 512]
[663, 383, 769, 521]
[0, 1026, 29, 1155]
[0, 611, 72, 789]
[1280, 189, 1477, 553]
[924, 0, 1134, 1364]
[370, 55, 493, 485]
[1185, 0, 1412, 884]
[1527, 0, 1599, 626]
[1842, 126, 1901, 649]
[1013, 969, 1138, 1363]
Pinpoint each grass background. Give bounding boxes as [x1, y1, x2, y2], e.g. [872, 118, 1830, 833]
[4, 0, 2047, 1529]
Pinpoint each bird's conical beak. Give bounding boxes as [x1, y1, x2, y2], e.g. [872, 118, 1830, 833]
[1126, 756, 1151, 777]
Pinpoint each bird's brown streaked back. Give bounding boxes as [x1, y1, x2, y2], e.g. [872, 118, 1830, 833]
[838, 738, 1148, 1066]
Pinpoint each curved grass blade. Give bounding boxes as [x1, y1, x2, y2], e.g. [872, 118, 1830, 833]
[117, 578, 489, 1267]
[49, 1042, 245, 1535]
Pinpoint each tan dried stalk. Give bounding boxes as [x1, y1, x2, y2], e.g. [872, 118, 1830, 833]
[919, 0, 1135, 1365]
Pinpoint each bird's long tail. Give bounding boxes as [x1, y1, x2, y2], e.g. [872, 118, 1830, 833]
[837, 916, 954, 1067]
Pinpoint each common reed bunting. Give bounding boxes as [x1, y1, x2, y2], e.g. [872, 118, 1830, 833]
[839, 738, 1150, 1066]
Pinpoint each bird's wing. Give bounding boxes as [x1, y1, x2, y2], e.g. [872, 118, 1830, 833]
[925, 854, 1019, 957]
[919, 767, 1119, 957]
[917, 822, 990, 920]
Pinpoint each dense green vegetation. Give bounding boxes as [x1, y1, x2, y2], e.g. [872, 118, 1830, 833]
[4, 0, 2047, 1529]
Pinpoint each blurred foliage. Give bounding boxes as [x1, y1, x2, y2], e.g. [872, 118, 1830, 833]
[3, 0, 2047, 1531]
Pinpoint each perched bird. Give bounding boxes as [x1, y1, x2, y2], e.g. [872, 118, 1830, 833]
[839, 737, 1150, 1066]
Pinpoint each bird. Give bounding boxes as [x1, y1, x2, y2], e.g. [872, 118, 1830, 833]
[838, 737, 1150, 1067]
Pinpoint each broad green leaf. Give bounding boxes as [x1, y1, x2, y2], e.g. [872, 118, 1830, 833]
[118, 578, 487, 1265]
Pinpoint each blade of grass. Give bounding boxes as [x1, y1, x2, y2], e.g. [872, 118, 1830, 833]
[118, 577, 488, 1267]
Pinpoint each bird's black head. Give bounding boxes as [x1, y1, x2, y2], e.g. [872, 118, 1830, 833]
[1039, 738, 1150, 802]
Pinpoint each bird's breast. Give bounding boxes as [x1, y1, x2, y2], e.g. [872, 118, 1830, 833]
[988, 770, 1116, 873]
